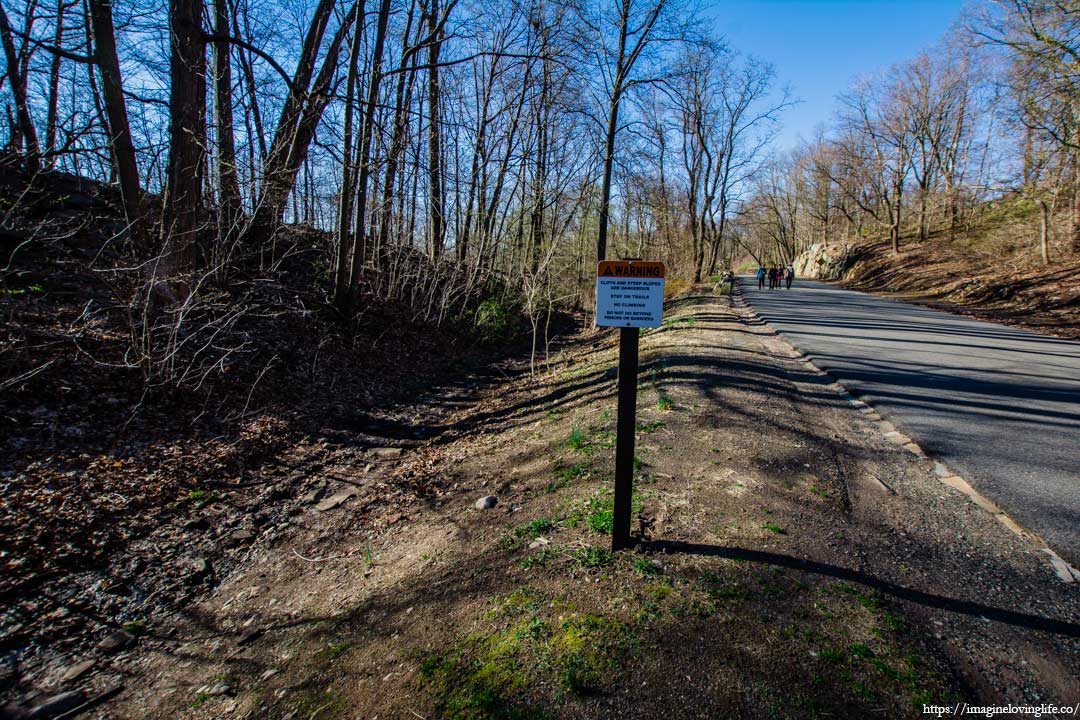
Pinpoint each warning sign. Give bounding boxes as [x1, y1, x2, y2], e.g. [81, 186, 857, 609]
[595, 261, 666, 328]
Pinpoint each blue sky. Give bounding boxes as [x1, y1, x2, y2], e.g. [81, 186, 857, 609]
[707, 0, 967, 151]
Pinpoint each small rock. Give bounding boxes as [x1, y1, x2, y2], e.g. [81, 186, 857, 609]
[97, 630, 133, 653]
[60, 660, 95, 683]
[182, 517, 209, 531]
[300, 489, 323, 504]
[237, 628, 263, 646]
[315, 490, 357, 512]
[28, 690, 85, 719]
[207, 682, 232, 696]
[528, 537, 550, 549]
[474, 495, 497, 510]
[42, 607, 70, 622]
[184, 557, 211, 584]
[226, 529, 254, 547]
[266, 484, 291, 501]
[372, 447, 404, 460]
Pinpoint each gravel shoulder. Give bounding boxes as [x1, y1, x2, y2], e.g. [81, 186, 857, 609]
[58, 288, 1080, 719]
[738, 275, 1080, 569]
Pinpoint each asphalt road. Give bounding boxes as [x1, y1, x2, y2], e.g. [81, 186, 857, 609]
[739, 275, 1080, 567]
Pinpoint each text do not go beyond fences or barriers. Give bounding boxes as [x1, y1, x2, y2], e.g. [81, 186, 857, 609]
[595, 261, 665, 328]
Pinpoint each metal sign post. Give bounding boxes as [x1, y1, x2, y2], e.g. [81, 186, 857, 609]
[613, 326, 639, 550]
[594, 260, 665, 551]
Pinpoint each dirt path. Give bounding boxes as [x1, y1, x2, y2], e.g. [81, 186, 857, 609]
[86, 289, 1079, 718]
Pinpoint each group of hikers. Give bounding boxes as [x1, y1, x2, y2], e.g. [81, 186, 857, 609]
[756, 264, 794, 290]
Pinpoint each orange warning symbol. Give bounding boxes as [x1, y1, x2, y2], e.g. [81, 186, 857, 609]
[597, 260, 665, 279]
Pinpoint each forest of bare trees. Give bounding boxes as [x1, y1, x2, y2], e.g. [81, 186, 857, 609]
[1, 0, 1077, 379]
[732, 1, 1080, 268]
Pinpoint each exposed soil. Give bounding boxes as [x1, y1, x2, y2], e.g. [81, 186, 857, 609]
[1, 170, 570, 715]
[840, 238, 1080, 339]
[33, 286, 1075, 719]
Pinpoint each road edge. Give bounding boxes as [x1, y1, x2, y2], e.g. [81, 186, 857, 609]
[733, 279, 1080, 585]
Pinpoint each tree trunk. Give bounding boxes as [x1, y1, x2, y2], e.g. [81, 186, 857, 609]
[333, 15, 362, 305]
[348, 0, 391, 288]
[425, 0, 445, 260]
[918, 188, 928, 242]
[529, 41, 551, 276]
[213, 0, 242, 252]
[159, 0, 207, 297]
[232, 0, 266, 162]
[44, 0, 67, 166]
[375, 0, 419, 260]
[248, 0, 337, 233]
[1039, 199, 1050, 265]
[0, 3, 41, 168]
[891, 174, 903, 254]
[88, 0, 147, 255]
[1073, 143, 1080, 253]
[597, 92, 620, 263]
[83, 0, 112, 178]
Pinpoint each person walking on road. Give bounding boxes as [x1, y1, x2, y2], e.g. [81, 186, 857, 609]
[756, 265, 766, 290]
[785, 265, 794, 290]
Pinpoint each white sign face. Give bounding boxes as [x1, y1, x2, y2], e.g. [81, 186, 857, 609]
[595, 261, 666, 328]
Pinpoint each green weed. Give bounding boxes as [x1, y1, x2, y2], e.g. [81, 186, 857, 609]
[317, 642, 350, 661]
[882, 612, 906, 633]
[819, 648, 844, 664]
[587, 508, 614, 534]
[572, 546, 613, 569]
[850, 643, 874, 659]
[521, 548, 558, 569]
[515, 518, 555, 540]
[633, 557, 662, 576]
[567, 427, 590, 454]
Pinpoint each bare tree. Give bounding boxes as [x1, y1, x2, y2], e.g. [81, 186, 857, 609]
[213, 0, 242, 251]
[158, 0, 207, 299]
[969, 0, 1080, 250]
[0, 2, 41, 167]
[87, 0, 147, 254]
[583, 0, 686, 262]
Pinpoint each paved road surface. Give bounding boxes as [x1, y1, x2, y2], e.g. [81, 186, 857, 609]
[739, 276, 1080, 567]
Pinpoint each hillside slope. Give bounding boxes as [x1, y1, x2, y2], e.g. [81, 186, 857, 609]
[793, 200, 1080, 339]
[0, 170, 548, 713]
[840, 240, 1080, 339]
